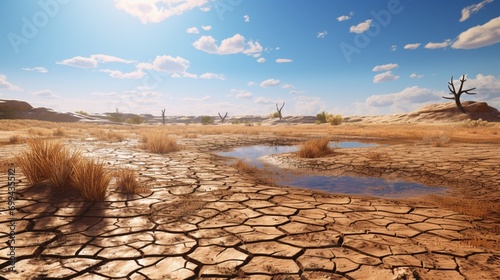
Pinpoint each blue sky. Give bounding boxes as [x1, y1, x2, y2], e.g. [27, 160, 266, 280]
[1, 0, 499, 116]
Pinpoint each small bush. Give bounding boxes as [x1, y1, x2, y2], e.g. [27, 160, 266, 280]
[297, 138, 334, 158]
[126, 115, 145, 124]
[461, 118, 489, 128]
[327, 114, 343, 125]
[53, 127, 65, 137]
[141, 131, 180, 154]
[423, 134, 450, 147]
[200, 116, 214, 125]
[107, 109, 123, 123]
[316, 111, 328, 124]
[90, 129, 126, 142]
[269, 112, 280, 119]
[72, 158, 111, 201]
[75, 110, 89, 116]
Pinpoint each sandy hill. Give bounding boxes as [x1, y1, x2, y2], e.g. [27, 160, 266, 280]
[0, 99, 499, 124]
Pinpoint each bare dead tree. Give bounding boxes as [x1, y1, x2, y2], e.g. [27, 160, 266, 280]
[161, 109, 166, 125]
[276, 102, 285, 120]
[443, 75, 476, 114]
[218, 112, 228, 123]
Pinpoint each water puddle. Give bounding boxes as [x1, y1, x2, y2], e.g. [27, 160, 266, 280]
[218, 143, 447, 198]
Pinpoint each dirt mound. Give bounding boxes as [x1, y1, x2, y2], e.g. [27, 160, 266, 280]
[0, 99, 80, 122]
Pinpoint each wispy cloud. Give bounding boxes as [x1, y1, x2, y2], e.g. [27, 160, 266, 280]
[337, 11, 354, 22]
[57, 54, 135, 69]
[115, 0, 210, 24]
[452, 16, 500, 49]
[373, 71, 400, 83]
[257, 58, 266, 63]
[193, 34, 263, 56]
[404, 43, 421, 50]
[276, 58, 293, 63]
[372, 63, 398, 72]
[282, 84, 294, 89]
[410, 73, 424, 79]
[350, 19, 372, 33]
[243, 15, 250, 22]
[186, 26, 199, 34]
[181, 95, 211, 102]
[424, 39, 451, 49]
[366, 86, 442, 109]
[230, 89, 253, 99]
[459, 0, 494, 22]
[390, 45, 397, 51]
[22, 66, 48, 73]
[201, 25, 211, 31]
[32, 89, 57, 99]
[317, 31, 328, 39]
[99, 69, 144, 79]
[260, 78, 280, 87]
[0, 74, 21, 91]
[200, 73, 225, 80]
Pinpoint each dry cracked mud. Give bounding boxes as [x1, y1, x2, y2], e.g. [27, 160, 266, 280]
[1, 134, 499, 279]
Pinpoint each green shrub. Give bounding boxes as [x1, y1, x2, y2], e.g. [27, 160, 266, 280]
[316, 111, 328, 124]
[327, 114, 343, 125]
[269, 112, 280, 119]
[126, 115, 145, 124]
[200, 116, 214, 125]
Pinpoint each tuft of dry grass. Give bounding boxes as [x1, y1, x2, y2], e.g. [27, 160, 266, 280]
[232, 159, 259, 175]
[297, 138, 334, 158]
[71, 158, 111, 201]
[115, 168, 142, 194]
[141, 131, 180, 154]
[15, 139, 67, 184]
[90, 129, 126, 142]
[53, 127, 66, 137]
[422, 134, 450, 147]
[49, 149, 82, 190]
[8, 135, 23, 144]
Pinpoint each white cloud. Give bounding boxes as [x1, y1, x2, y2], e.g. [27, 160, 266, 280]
[100, 69, 145, 79]
[424, 39, 451, 49]
[150, 55, 190, 73]
[193, 34, 247, 55]
[201, 25, 211, 31]
[32, 90, 57, 99]
[115, 0, 210, 24]
[186, 26, 199, 34]
[464, 74, 500, 107]
[404, 43, 421, 50]
[291, 96, 324, 115]
[22, 67, 48, 73]
[282, 84, 294, 89]
[200, 73, 225, 80]
[257, 57, 266, 63]
[350, 19, 372, 33]
[276, 58, 293, 63]
[244, 15, 250, 22]
[247, 81, 256, 86]
[317, 31, 328, 39]
[289, 90, 305, 95]
[0, 75, 21, 91]
[366, 86, 442, 108]
[57, 54, 135, 68]
[181, 95, 211, 102]
[410, 73, 424, 79]
[337, 11, 354, 22]
[260, 79, 280, 87]
[390, 45, 397, 51]
[460, 0, 494, 22]
[243, 40, 263, 55]
[452, 16, 500, 49]
[372, 63, 399, 72]
[200, 6, 210, 12]
[373, 71, 400, 83]
[231, 89, 253, 99]
[254, 97, 276, 104]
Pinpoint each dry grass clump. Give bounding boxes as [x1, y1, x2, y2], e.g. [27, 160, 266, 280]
[8, 135, 23, 144]
[90, 129, 126, 142]
[114, 168, 142, 194]
[53, 127, 66, 137]
[15, 138, 111, 201]
[71, 158, 111, 201]
[297, 138, 334, 158]
[232, 159, 259, 175]
[28, 127, 52, 137]
[422, 134, 451, 147]
[141, 131, 180, 154]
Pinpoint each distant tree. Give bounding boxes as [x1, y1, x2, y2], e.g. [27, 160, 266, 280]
[218, 112, 228, 123]
[316, 111, 328, 124]
[276, 102, 285, 120]
[161, 109, 166, 125]
[443, 75, 477, 114]
[200, 116, 214, 125]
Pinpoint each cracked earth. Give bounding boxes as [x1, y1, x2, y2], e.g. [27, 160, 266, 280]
[1, 134, 499, 279]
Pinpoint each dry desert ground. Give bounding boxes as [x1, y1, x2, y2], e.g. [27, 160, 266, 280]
[0, 118, 499, 280]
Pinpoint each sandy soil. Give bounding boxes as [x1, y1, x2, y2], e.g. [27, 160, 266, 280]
[0, 129, 499, 279]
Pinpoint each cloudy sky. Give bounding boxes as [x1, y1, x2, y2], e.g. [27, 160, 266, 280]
[1, 0, 499, 116]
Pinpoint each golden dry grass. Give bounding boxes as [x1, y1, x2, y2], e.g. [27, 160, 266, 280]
[115, 168, 142, 194]
[297, 138, 334, 158]
[49, 149, 82, 190]
[52, 127, 66, 137]
[90, 129, 126, 142]
[8, 135, 23, 144]
[71, 158, 111, 201]
[141, 131, 180, 153]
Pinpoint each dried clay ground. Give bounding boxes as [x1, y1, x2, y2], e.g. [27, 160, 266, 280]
[0, 120, 499, 279]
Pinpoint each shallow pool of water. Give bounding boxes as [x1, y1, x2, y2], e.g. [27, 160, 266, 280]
[218, 143, 447, 198]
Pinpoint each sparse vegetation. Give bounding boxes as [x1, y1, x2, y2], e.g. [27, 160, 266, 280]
[423, 134, 451, 147]
[8, 135, 23, 144]
[297, 138, 333, 158]
[53, 127, 66, 137]
[141, 131, 180, 153]
[200, 116, 214, 125]
[327, 114, 343, 125]
[115, 168, 142, 194]
[75, 110, 89, 116]
[460, 118, 490, 128]
[316, 111, 328, 124]
[269, 112, 280, 119]
[90, 129, 126, 142]
[71, 158, 111, 201]
[126, 115, 145, 124]
[443, 75, 477, 114]
[107, 108, 124, 123]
